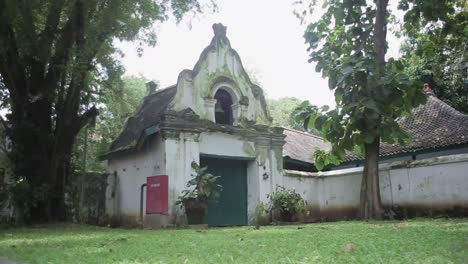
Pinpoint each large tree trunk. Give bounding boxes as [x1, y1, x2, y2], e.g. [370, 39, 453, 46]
[1, 0, 100, 222]
[10, 98, 78, 222]
[360, 137, 384, 220]
[357, 0, 389, 220]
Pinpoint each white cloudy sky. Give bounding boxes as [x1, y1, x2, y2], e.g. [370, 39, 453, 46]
[119, 0, 403, 108]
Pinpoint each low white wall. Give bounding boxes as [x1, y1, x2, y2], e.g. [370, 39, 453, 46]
[283, 154, 468, 220]
[106, 135, 166, 226]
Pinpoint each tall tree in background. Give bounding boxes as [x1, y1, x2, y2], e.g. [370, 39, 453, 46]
[74, 76, 148, 173]
[399, 0, 467, 113]
[297, 0, 425, 219]
[0, 0, 213, 221]
[268, 98, 310, 130]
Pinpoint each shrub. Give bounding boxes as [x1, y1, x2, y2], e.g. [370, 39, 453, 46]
[270, 185, 304, 222]
[253, 202, 271, 226]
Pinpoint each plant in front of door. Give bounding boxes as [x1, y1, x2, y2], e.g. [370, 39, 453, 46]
[176, 162, 222, 225]
[270, 185, 305, 222]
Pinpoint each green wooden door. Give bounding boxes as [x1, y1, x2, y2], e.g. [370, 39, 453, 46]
[200, 157, 248, 226]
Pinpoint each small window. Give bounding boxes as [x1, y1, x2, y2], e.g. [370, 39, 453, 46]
[214, 89, 233, 125]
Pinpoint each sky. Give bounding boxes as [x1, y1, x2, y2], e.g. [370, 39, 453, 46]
[119, 0, 404, 108]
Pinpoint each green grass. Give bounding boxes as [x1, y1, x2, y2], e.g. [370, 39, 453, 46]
[1, 219, 467, 263]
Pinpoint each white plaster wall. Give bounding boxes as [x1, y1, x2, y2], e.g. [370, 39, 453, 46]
[164, 132, 200, 224]
[282, 175, 318, 207]
[106, 135, 166, 221]
[246, 161, 260, 222]
[199, 132, 254, 158]
[317, 173, 362, 209]
[389, 160, 468, 207]
[283, 154, 468, 219]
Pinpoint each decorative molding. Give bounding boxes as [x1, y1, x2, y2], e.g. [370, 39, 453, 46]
[161, 130, 181, 140]
[182, 132, 201, 142]
[239, 96, 249, 106]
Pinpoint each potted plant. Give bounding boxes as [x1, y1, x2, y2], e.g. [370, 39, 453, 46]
[176, 162, 222, 225]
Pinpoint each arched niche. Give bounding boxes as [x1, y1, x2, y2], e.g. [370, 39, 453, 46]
[209, 83, 241, 126]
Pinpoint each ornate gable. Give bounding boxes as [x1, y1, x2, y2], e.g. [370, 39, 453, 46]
[170, 23, 272, 126]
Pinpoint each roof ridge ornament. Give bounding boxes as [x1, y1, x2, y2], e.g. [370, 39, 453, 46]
[210, 23, 230, 47]
[213, 23, 227, 37]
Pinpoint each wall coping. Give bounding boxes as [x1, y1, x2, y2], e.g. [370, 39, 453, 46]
[284, 153, 468, 178]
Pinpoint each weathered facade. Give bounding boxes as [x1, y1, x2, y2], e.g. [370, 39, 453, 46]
[102, 24, 468, 227]
[102, 24, 285, 227]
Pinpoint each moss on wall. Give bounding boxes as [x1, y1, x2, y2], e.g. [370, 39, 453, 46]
[243, 142, 256, 157]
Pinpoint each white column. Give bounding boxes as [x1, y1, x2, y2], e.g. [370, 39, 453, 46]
[204, 98, 217, 122]
[231, 103, 240, 125]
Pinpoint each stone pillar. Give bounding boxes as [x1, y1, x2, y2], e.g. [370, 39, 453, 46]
[231, 103, 240, 126]
[204, 98, 217, 122]
[254, 137, 272, 204]
[240, 104, 248, 120]
[162, 130, 200, 225]
[181, 132, 201, 185]
[270, 139, 285, 188]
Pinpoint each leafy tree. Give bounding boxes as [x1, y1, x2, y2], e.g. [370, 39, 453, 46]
[290, 100, 322, 135]
[73, 75, 149, 173]
[268, 98, 304, 129]
[0, 0, 213, 221]
[298, 0, 426, 219]
[399, 0, 468, 113]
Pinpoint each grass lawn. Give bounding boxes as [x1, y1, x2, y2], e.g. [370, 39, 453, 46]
[0, 219, 467, 264]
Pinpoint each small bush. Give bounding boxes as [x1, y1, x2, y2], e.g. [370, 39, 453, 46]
[270, 185, 304, 222]
[253, 202, 271, 226]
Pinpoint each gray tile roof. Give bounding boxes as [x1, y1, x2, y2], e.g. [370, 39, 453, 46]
[108, 85, 176, 152]
[380, 95, 468, 157]
[283, 128, 331, 164]
[283, 95, 468, 165]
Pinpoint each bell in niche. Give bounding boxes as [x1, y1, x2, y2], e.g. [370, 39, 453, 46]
[215, 102, 225, 113]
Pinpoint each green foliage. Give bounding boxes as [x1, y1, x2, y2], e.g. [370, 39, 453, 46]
[2, 178, 49, 223]
[73, 75, 148, 172]
[0, 0, 215, 221]
[399, 0, 468, 113]
[301, 0, 426, 170]
[252, 201, 270, 226]
[176, 162, 222, 205]
[1, 220, 468, 263]
[269, 185, 305, 216]
[267, 98, 321, 135]
[291, 100, 321, 135]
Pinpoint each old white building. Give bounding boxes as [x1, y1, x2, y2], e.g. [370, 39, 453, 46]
[102, 23, 468, 227]
[102, 24, 285, 227]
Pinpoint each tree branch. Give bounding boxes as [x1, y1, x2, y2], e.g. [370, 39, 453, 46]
[39, 0, 66, 60]
[0, 1, 27, 108]
[76, 106, 99, 132]
[16, 0, 38, 51]
[42, 0, 81, 100]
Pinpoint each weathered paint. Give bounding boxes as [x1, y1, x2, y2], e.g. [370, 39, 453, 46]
[106, 135, 167, 226]
[283, 153, 468, 220]
[242, 142, 256, 157]
[169, 26, 271, 126]
[104, 25, 283, 227]
[106, 130, 283, 227]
